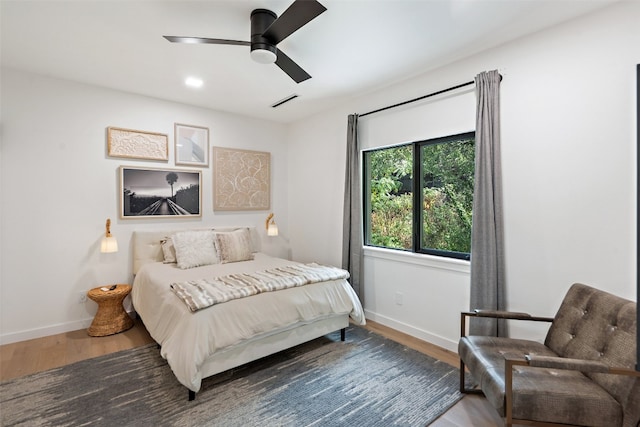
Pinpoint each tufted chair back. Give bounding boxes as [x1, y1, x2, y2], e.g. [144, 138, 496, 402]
[544, 283, 639, 427]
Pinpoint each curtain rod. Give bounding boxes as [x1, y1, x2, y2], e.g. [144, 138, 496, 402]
[359, 73, 502, 118]
[360, 80, 474, 118]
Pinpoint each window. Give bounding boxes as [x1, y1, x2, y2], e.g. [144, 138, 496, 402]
[363, 132, 475, 260]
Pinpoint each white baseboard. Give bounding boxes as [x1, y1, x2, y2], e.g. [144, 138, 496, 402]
[364, 309, 458, 353]
[0, 318, 93, 345]
[0, 310, 137, 345]
[3, 310, 458, 352]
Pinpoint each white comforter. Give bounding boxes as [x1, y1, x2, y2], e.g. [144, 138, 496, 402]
[132, 253, 365, 392]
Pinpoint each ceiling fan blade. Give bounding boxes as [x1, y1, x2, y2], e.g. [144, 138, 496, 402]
[163, 36, 250, 46]
[275, 49, 311, 84]
[262, 0, 326, 44]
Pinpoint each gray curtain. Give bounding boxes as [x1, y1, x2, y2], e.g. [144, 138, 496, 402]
[342, 114, 363, 303]
[469, 70, 506, 336]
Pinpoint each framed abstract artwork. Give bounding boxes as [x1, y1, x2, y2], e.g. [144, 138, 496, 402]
[120, 166, 201, 218]
[175, 123, 209, 167]
[212, 147, 270, 211]
[107, 127, 168, 161]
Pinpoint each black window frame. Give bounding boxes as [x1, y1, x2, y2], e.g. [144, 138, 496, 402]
[363, 131, 475, 261]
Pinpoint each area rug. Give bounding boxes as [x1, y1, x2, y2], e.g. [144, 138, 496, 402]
[0, 325, 463, 426]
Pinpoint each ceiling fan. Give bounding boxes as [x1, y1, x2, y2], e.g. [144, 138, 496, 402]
[163, 0, 326, 84]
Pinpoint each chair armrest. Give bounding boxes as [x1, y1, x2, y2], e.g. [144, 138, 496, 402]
[522, 354, 640, 376]
[473, 309, 533, 319]
[466, 309, 554, 321]
[525, 354, 609, 373]
[460, 310, 554, 337]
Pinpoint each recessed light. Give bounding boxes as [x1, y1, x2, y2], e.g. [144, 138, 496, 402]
[185, 77, 203, 88]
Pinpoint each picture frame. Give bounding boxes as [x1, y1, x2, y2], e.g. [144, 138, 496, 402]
[107, 127, 168, 161]
[213, 147, 270, 211]
[175, 123, 209, 167]
[120, 166, 201, 219]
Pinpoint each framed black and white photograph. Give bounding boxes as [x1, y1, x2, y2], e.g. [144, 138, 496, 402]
[175, 123, 209, 167]
[120, 166, 201, 218]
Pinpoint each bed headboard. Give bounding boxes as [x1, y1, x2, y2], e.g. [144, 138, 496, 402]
[132, 227, 265, 274]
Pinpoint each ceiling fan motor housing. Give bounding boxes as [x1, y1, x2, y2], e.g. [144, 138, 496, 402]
[250, 9, 277, 63]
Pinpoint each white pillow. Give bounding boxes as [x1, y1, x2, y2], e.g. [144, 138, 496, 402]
[212, 227, 258, 253]
[160, 237, 176, 264]
[172, 230, 218, 269]
[213, 228, 254, 264]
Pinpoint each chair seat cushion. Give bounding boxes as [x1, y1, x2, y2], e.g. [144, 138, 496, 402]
[511, 364, 622, 426]
[459, 336, 622, 426]
[459, 336, 556, 414]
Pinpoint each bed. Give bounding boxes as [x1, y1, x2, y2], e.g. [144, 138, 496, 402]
[130, 227, 365, 400]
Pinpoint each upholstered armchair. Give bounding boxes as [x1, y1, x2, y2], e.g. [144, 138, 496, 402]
[458, 283, 639, 427]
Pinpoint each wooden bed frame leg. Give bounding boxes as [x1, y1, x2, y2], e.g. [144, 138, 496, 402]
[341, 328, 346, 341]
[188, 390, 196, 401]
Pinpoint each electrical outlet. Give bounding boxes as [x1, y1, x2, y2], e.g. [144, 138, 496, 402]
[78, 292, 87, 304]
[395, 292, 403, 306]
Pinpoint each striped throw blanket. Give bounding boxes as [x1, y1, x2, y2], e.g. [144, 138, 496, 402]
[170, 263, 350, 312]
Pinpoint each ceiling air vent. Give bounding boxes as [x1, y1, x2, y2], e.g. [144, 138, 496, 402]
[271, 94, 299, 108]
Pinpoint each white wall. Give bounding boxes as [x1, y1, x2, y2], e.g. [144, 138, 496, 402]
[288, 2, 639, 351]
[1, 2, 637, 350]
[0, 69, 288, 344]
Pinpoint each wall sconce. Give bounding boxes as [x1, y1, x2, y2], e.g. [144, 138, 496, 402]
[100, 218, 119, 253]
[265, 213, 279, 237]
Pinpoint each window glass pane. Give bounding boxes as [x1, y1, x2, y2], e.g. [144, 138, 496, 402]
[364, 145, 413, 250]
[419, 135, 475, 255]
[363, 132, 474, 260]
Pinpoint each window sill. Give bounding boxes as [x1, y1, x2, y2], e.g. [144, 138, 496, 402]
[363, 246, 470, 274]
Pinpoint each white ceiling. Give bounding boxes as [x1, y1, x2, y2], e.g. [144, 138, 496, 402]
[1, 0, 618, 123]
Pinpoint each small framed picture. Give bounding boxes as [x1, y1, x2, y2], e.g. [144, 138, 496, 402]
[107, 127, 169, 161]
[120, 166, 201, 219]
[175, 123, 209, 167]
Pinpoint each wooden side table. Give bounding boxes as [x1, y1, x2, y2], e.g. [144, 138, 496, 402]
[87, 284, 134, 337]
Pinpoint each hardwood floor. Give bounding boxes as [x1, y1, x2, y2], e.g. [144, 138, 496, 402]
[0, 319, 506, 426]
[0, 318, 154, 382]
[363, 321, 509, 427]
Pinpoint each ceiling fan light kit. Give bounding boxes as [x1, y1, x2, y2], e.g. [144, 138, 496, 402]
[250, 48, 277, 64]
[163, 0, 326, 83]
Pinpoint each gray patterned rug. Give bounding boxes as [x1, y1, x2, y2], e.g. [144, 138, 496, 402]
[1, 325, 463, 426]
